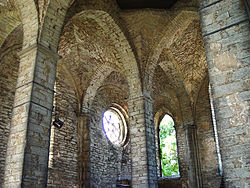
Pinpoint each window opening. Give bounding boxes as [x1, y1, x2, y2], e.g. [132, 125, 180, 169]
[209, 84, 223, 175]
[159, 114, 180, 177]
[102, 107, 127, 146]
[48, 124, 55, 168]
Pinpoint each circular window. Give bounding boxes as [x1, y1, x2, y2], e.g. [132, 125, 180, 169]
[102, 107, 127, 146]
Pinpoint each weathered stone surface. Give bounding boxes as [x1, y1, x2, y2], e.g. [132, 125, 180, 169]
[196, 78, 221, 188]
[0, 25, 22, 187]
[0, 0, 248, 187]
[199, 0, 250, 187]
[47, 69, 78, 188]
[90, 73, 131, 188]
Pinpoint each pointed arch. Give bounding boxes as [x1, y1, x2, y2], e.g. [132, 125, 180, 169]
[75, 10, 142, 98]
[0, 6, 21, 47]
[144, 10, 200, 95]
[193, 73, 209, 121]
[83, 64, 115, 110]
[15, 0, 38, 48]
[15, 0, 74, 51]
[157, 58, 193, 123]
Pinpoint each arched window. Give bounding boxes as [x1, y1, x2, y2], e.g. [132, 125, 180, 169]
[102, 107, 127, 146]
[159, 114, 180, 177]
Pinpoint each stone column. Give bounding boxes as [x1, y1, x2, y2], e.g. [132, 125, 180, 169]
[199, 0, 249, 187]
[185, 124, 201, 188]
[154, 126, 161, 177]
[77, 112, 90, 188]
[128, 96, 158, 188]
[3, 44, 59, 187]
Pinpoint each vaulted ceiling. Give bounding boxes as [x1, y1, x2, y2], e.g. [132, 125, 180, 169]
[116, 0, 178, 9]
[0, 0, 207, 118]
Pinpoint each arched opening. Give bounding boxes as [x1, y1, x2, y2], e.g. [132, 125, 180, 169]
[0, 25, 23, 185]
[159, 114, 180, 177]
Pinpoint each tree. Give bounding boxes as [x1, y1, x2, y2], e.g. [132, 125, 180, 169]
[159, 115, 179, 177]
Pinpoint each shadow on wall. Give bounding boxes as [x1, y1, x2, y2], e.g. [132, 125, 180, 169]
[158, 176, 182, 188]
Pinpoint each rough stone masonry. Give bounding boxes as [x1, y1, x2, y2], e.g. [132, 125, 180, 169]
[0, 0, 249, 187]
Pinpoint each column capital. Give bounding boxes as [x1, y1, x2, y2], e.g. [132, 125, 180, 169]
[80, 106, 95, 116]
[182, 124, 197, 130]
[127, 95, 154, 104]
[18, 43, 61, 61]
[189, 124, 197, 130]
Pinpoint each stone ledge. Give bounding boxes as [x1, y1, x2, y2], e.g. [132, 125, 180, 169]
[18, 43, 61, 60]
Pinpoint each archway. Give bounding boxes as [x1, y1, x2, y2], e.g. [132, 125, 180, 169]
[158, 114, 180, 177]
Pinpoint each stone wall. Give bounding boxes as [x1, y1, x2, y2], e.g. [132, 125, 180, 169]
[199, 0, 250, 186]
[158, 177, 182, 188]
[152, 63, 194, 187]
[175, 125, 190, 187]
[0, 25, 22, 187]
[1, 0, 248, 187]
[47, 66, 78, 187]
[195, 77, 221, 187]
[89, 71, 131, 187]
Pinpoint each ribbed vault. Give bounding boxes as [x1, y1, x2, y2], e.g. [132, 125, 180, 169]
[58, 10, 140, 113]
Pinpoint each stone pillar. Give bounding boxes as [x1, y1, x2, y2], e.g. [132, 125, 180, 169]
[185, 124, 201, 188]
[199, 0, 249, 187]
[155, 126, 161, 177]
[77, 112, 90, 188]
[128, 96, 158, 188]
[3, 43, 59, 187]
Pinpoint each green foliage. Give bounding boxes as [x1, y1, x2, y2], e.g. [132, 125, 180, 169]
[159, 116, 179, 177]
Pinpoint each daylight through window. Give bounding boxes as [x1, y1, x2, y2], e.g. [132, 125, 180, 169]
[159, 114, 180, 177]
[102, 107, 127, 146]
